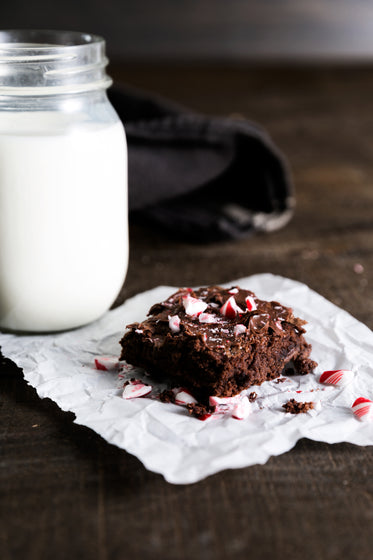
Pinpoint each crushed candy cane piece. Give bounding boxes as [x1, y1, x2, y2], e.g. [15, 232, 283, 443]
[313, 401, 322, 411]
[197, 413, 213, 421]
[352, 397, 373, 421]
[245, 295, 257, 311]
[234, 324, 247, 336]
[168, 314, 181, 333]
[199, 312, 217, 324]
[182, 294, 207, 316]
[232, 397, 252, 420]
[122, 379, 152, 399]
[228, 287, 239, 294]
[94, 356, 119, 371]
[220, 296, 244, 319]
[174, 388, 198, 406]
[209, 395, 241, 407]
[209, 394, 251, 419]
[320, 369, 354, 386]
[209, 394, 241, 415]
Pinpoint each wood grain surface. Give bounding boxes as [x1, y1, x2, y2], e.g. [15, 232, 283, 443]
[1, 64, 373, 560]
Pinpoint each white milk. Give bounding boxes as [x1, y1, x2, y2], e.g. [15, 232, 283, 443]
[0, 113, 128, 332]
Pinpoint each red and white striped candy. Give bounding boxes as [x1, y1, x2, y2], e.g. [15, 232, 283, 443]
[199, 312, 216, 324]
[122, 379, 152, 399]
[182, 294, 207, 316]
[351, 397, 373, 421]
[174, 388, 198, 406]
[220, 296, 244, 319]
[234, 324, 247, 336]
[319, 369, 354, 387]
[245, 295, 257, 312]
[232, 397, 252, 420]
[209, 394, 241, 415]
[168, 314, 181, 333]
[94, 356, 119, 371]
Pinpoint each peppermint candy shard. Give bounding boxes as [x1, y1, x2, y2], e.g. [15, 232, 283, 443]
[122, 379, 152, 399]
[168, 314, 181, 333]
[245, 295, 257, 312]
[199, 312, 217, 324]
[228, 287, 239, 294]
[209, 394, 241, 415]
[182, 295, 208, 316]
[174, 388, 198, 406]
[209, 395, 241, 407]
[232, 397, 252, 420]
[208, 395, 251, 419]
[319, 369, 354, 387]
[197, 413, 213, 421]
[220, 296, 244, 319]
[94, 356, 119, 372]
[352, 397, 373, 421]
[234, 324, 247, 337]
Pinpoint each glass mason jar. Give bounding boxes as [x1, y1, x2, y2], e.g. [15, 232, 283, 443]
[0, 30, 128, 332]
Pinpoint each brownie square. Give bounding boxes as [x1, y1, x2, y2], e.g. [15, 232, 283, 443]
[119, 286, 317, 402]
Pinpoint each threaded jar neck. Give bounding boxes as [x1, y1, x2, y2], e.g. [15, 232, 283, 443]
[0, 30, 112, 96]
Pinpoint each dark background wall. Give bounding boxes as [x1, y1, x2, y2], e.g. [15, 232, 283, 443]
[2, 0, 373, 61]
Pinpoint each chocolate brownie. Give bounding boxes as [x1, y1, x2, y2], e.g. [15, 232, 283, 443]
[119, 286, 317, 402]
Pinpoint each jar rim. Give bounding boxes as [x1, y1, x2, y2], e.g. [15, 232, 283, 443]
[0, 29, 105, 52]
[0, 30, 112, 96]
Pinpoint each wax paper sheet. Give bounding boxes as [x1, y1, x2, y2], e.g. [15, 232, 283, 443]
[1, 274, 372, 484]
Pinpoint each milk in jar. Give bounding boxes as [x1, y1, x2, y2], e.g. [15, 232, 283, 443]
[0, 30, 128, 332]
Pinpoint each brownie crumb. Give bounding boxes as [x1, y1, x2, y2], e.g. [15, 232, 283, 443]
[275, 377, 287, 384]
[159, 389, 176, 404]
[248, 392, 257, 402]
[282, 398, 314, 414]
[186, 402, 215, 419]
[294, 358, 318, 375]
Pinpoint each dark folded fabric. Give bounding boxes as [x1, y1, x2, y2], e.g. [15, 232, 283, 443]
[108, 86, 294, 242]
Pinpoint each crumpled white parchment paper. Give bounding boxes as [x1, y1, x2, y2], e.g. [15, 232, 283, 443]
[1, 274, 372, 484]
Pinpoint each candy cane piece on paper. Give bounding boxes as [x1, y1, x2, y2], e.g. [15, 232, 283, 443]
[351, 397, 373, 422]
[319, 369, 354, 387]
[122, 379, 152, 399]
[94, 356, 119, 371]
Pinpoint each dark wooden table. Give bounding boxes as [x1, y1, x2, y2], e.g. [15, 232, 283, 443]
[1, 64, 373, 560]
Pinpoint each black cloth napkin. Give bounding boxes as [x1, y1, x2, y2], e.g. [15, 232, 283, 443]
[108, 86, 294, 243]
